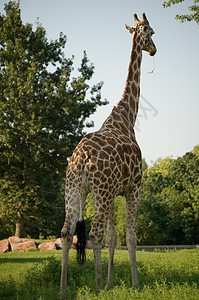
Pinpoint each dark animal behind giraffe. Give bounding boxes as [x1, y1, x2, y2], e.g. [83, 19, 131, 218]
[76, 219, 86, 265]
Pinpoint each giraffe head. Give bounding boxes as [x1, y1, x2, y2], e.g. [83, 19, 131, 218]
[125, 13, 157, 56]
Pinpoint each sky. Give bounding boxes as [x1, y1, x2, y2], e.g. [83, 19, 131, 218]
[1, 0, 199, 165]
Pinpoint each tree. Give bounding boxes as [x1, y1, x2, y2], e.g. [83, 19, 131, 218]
[142, 158, 148, 172]
[136, 149, 199, 245]
[136, 167, 171, 245]
[165, 151, 199, 243]
[192, 144, 199, 157]
[0, 1, 108, 238]
[163, 0, 199, 25]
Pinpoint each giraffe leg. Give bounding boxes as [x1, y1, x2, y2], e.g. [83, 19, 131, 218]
[60, 175, 87, 295]
[60, 226, 70, 295]
[126, 182, 141, 287]
[89, 216, 106, 290]
[126, 224, 138, 286]
[105, 212, 117, 291]
[60, 215, 78, 294]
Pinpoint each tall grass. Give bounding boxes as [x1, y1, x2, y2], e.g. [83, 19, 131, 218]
[0, 249, 198, 299]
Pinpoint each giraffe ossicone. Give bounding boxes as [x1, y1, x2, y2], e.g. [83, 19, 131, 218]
[60, 13, 156, 294]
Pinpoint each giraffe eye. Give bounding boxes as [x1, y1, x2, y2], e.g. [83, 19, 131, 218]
[143, 26, 148, 32]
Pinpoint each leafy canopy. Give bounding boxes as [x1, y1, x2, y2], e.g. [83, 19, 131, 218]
[0, 1, 108, 238]
[163, 0, 199, 25]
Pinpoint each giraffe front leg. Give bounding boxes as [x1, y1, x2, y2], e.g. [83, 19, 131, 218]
[93, 249, 103, 290]
[89, 218, 106, 290]
[126, 226, 138, 286]
[126, 182, 141, 287]
[105, 214, 117, 291]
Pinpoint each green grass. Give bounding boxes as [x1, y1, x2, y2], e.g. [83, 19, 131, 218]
[0, 249, 198, 299]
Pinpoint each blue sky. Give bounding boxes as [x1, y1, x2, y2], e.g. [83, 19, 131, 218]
[1, 0, 199, 164]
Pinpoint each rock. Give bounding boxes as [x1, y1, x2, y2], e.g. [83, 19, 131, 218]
[55, 235, 94, 250]
[0, 240, 10, 253]
[55, 236, 77, 250]
[55, 238, 62, 249]
[38, 242, 56, 251]
[73, 235, 77, 244]
[8, 236, 36, 252]
[70, 235, 77, 249]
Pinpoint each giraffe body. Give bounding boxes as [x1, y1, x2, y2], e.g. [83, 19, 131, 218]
[60, 13, 156, 294]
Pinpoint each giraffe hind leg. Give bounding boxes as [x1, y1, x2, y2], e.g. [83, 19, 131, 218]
[60, 216, 85, 294]
[89, 214, 107, 290]
[60, 204, 81, 294]
[60, 180, 88, 294]
[105, 211, 117, 291]
[126, 182, 141, 287]
[60, 219, 74, 294]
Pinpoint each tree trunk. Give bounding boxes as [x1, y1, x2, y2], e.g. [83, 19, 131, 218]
[15, 212, 24, 238]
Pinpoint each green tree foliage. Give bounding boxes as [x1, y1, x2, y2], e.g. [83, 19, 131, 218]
[114, 196, 126, 246]
[164, 150, 199, 243]
[136, 172, 169, 245]
[192, 144, 199, 157]
[0, 1, 108, 239]
[137, 146, 199, 245]
[142, 158, 148, 172]
[163, 0, 199, 25]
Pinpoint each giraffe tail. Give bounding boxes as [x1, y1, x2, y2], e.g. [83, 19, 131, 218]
[76, 219, 86, 265]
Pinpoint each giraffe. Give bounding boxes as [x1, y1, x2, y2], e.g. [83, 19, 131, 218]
[60, 13, 156, 294]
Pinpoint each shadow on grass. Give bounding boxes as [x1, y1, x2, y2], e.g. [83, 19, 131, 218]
[0, 257, 51, 264]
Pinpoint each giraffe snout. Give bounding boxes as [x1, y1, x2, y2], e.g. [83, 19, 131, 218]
[149, 41, 157, 56]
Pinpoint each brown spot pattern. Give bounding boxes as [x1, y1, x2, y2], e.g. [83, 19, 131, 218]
[60, 14, 157, 293]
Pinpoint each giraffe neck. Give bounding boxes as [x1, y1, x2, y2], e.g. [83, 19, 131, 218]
[101, 29, 143, 134]
[120, 30, 142, 124]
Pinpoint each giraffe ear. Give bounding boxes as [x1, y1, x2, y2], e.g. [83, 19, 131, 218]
[125, 24, 135, 34]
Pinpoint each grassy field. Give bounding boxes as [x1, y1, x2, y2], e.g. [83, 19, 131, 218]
[0, 248, 198, 299]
